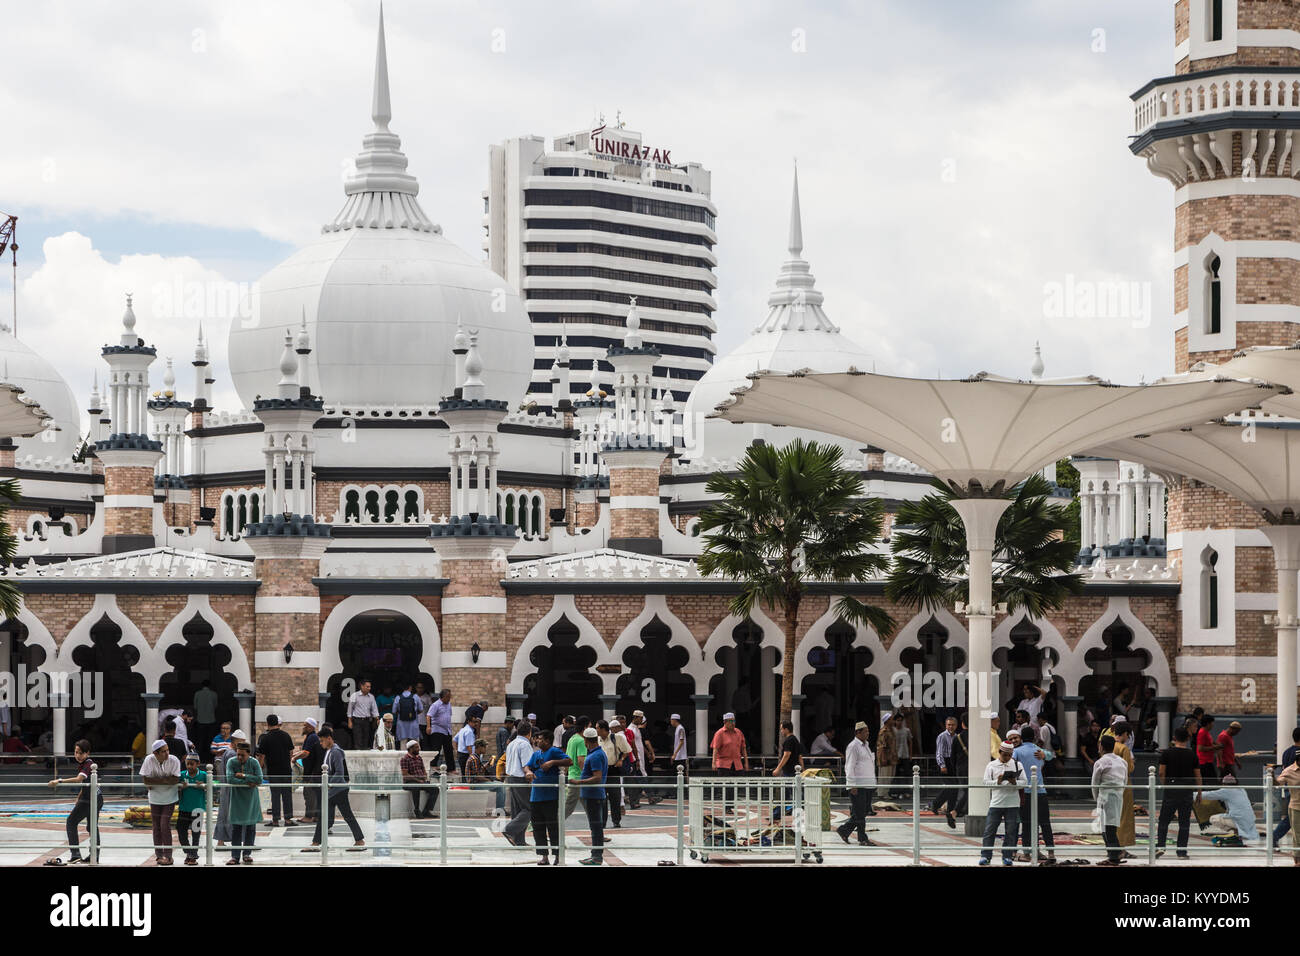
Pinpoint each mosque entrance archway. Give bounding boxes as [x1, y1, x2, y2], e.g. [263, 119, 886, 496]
[0, 620, 52, 748]
[69, 615, 146, 754]
[325, 611, 429, 740]
[708, 619, 780, 754]
[523, 615, 602, 730]
[616, 615, 694, 758]
[799, 619, 878, 752]
[1079, 619, 1152, 728]
[994, 618, 1063, 728]
[158, 614, 239, 723]
[898, 617, 964, 755]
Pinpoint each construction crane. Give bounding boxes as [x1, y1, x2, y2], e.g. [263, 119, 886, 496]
[0, 213, 15, 337]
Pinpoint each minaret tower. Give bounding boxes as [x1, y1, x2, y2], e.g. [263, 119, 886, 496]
[97, 294, 163, 553]
[1130, 1, 1300, 717]
[601, 297, 669, 554]
[147, 358, 192, 528]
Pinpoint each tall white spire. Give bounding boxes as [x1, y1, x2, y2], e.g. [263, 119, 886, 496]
[754, 165, 837, 334]
[323, 5, 438, 233]
[788, 160, 803, 257]
[1030, 341, 1045, 379]
[372, 3, 391, 132]
[624, 297, 642, 349]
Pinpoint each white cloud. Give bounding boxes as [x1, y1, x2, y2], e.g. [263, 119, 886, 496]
[18, 232, 244, 430]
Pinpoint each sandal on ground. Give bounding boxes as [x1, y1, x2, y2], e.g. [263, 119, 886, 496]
[43, 858, 67, 866]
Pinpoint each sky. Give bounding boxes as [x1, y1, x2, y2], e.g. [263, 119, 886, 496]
[0, 0, 1177, 425]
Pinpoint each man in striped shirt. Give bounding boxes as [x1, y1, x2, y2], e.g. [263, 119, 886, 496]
[929, 716, 958, 827]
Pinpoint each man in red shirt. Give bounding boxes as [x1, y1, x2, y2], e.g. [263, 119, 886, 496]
[1195, 715, 1220, 778]
[1216, 721, 1243, 780]
[710, 713, 748, 814]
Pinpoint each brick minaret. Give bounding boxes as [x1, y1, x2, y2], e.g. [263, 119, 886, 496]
[431, 332, 516, 733]
[602, 298, 668, 554]
[96, 295, 162, 554]
[244, 323, 329, 733]
[1131, 1, 1300, 713]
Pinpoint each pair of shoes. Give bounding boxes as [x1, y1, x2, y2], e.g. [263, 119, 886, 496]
[346, 842, 366, 851]
[858, 836, 873, 846]
[979, 858, 990, 866]
[68, 856, 89, 865]
[301, 845, 320, 853]
[1014, 852, 1031, 863]
[185, 858, 198, 865]
[579, 857, 602, 866]
[946, 812, 957, 830]
[1002, 859, 1014, 866]
[1177, 852, 1189, 859]
[866, 810, 879, 816]
[611, 822, 622, 828]
[504, 834, 522, 847]
[1121, 850, 1136, 859]
[283, 819, 301, 827]
[44, 858, 67, 866]
[537, 856, 550, 865]
[242, 856, 254, 864]
[838, 830, 850, 845]
[225, 858, 240, 865]
[269, 820, 281, 827]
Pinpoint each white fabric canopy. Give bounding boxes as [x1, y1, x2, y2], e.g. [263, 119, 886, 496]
[711, 369, 1286, 493]
[0, 382, 52, 440]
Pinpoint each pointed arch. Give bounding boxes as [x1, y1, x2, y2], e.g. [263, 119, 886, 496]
[608, 594, 707, 694]
[8, 603, 58, 673]
[1069, 596, 1172, 696]
[793, 601, 888, 688]
[508, 594, 610, 695]
[700, 604, 784, 667]
[319, 594, 442, 694]
[153, 594, 253, 693]
[56, 594, 159, 690]
[878, 607, 968, 681]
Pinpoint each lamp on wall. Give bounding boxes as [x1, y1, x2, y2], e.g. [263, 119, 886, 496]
[282, 642, 294, 665]
[470, 642, 481, 664]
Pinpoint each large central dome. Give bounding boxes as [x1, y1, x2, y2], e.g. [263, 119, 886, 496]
[227, 9, 533, 410]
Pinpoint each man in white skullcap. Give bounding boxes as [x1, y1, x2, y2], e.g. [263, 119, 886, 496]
[140, 739, 181, 864]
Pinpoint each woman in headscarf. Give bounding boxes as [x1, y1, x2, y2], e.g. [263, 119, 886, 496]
[1104, 718, 1137, 855]
[212, 728, 246, 847]
[875, 712, 898, 800]
[374, 713, 398, 751]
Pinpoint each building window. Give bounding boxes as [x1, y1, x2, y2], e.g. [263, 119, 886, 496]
[364, 490, 380, 523]
[1209, 0, 1223, 42]
[1201, 547, 1219, 629]
[384, 489, 400, 523]
[404, 490, 420, 523]
[1206, 254, 1222, 334]
[531, 496, 543, 535]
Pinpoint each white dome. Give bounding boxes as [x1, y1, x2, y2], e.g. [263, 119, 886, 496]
[227, 7, 533, 410]
[229, 228, 533, 409]
[0, 329, 81, 459]
[683, 168, 874, 462]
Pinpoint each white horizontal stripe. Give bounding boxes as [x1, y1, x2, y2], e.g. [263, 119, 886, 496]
[255, 596, 321, 614]
[1167, 530, 1272, 551]
[609, 495, 661, 510]
[1176, 178, 1300, 204]
[1235, 593, 1278, 611]
[440, 651, 508, 668]
[441, 596, 508, 615]
[1174, 39, 1188, 63]
[254, 651, 322, 669]
[1176, 655, 1281, 675]
[1239, 29, 1300, 50]
[254, 705, 320, 722]
[103, 495, 154, 509]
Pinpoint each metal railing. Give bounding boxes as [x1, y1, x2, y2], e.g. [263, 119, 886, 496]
[4, 762, 1294, 866]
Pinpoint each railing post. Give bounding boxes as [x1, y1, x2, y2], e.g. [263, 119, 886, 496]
[793, 769, 803, 864]
[1147, 766, 1158, 867]
[1264, 767, 1274, 867]
[675, 765, 685, 866]
[203, 763, 214, 867]
[438, 765, 449, 866]
[557, 772, 567, 866]
[1030, 767, 1040, 866]
[88, 763, 99, 865]
[911, 763, 921, 866]
[319, 767, 330, 866]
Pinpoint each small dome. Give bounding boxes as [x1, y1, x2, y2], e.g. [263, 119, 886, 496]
[0, 329, 81, 459]
[683, 167, 874, 461]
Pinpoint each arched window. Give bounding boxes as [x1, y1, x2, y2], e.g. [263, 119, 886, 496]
[1201, 547, 1220, 629]
[1209, 0, 1223, 42]
[531, 496, 543, 535]
[505, 494, 516, 527]
[384, 489, 400, 524]
[1206, 254, 1222, 334]
[364, 490, 380, 523]
[404, 490, 420, 523]
[249, 492, 260, 525]
[344, 490, 360, 523]
[223, 496, 234, 537]
[237, 494, 247, 532]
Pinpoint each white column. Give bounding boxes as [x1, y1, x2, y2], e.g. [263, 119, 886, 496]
[1061, 704, 1079, 760]
[1080, 490, 1094, 548]
[52, 699, 68, 757]
[263, 450, 275, 515]
[1092, 494, 1105, 549]
[692, 695, 711, 758]
[1119, 481, 1134, 540]
[1149, 482, 1165, 538]
[951, 497, 1013, 824]
[1135, 478, 1149, 538]
[1262, 525, 1300, 762]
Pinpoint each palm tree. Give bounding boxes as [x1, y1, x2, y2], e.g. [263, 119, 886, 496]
[0, 478, 23, 619]
[885, 472, 1084, 617]
[696, 440, 896, 727]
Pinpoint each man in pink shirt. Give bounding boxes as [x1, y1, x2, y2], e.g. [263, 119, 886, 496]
[710, 713, 748, 813]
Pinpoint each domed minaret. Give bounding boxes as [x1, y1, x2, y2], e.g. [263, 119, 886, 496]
[97, 294, 163, 553]
[601, 296, 670, 554]
[1129, 0, 1299, 719]
[147, 358, 193, 528]
[431, 330, 517, 734]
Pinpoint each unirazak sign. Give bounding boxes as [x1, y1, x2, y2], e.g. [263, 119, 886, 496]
[590, 126, 671, 166]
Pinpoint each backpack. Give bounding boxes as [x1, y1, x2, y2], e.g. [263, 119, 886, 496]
[397, 694, 415, 722]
